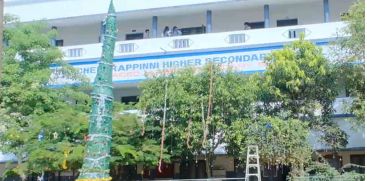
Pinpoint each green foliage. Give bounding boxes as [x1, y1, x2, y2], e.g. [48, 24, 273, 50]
[2, 23, 62, 115]
[138, 64, 259, 175]
[26, 106, 89, 172]
[111, 105, 169, 169]
[226, 116, 311, 172]
[289, 162, 365, 181]
[0, 21, 91, 179]
[261, 37, 338, 120]
[0, 21, 166, 178]
[340, 0, 365, 61]
[340, 171, 365, 181]
[259, 37, 347, 151]
[334, 0, 365, 127]
[305, 162, 340, 178]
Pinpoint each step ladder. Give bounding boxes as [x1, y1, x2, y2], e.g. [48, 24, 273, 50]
[245, 145, 261, 181]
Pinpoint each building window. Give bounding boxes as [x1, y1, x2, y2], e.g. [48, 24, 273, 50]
[351, 155, 365, 165]
[180, 26, 206, 36]
[244, 21, 265, 29]
[125, 33, 144, 40]
[55, 39, 64, 47]
[121, 96, 139, 104]
[277, 18, 298, 27]
[323, 154, 342, 169]
[349, 154, 365, 173]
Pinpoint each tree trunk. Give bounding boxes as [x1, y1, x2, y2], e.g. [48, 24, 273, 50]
[205, 153, 211, 178]
[15, 157, 27, 181]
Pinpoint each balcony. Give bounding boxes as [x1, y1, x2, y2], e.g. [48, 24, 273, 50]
[5, 0, 325, 24]
[60, 22, 345, 62]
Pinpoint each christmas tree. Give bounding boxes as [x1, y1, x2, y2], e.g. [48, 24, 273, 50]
[77, 1, 117, 180]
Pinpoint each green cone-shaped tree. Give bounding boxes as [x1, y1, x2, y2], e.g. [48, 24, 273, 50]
[77, 1, 117, 180]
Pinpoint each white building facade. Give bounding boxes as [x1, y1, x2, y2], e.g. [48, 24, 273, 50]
[3, 0, 365, 179]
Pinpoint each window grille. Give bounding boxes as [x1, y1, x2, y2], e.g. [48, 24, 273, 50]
[119, 43, 135, 53]
[66, 48, 83, 57]
[228, 34, 246, 44]
[173, 39, 190, 49]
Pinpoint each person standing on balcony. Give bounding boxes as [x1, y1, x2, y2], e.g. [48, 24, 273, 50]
[244, 22, 251, 30]
[172, 26, 182, 36]
[162, 26, 171, 37]
[144, 29, 150, 38]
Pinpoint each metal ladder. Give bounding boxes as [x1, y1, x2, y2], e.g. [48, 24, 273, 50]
[245, 145, 261, 181]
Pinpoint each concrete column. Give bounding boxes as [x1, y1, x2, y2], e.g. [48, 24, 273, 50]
[152, 16, 158, 38]
[99, 21, 105, 42]
[323, 0, 330, 22]
[264, 4, 270, 28]
[206, 10, 212, 33]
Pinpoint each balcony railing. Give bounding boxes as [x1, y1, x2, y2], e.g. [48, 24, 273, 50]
[60, 22, 346, 61]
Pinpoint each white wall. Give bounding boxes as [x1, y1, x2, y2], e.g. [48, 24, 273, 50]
[53, 0, 354, 45]
[59, 22, 345, 62]
[310, 118, 365, 150]
[270, 1, 324, 26]
[57, 23, 100, 46]
[117, 18, 151, 41]
[4, 0, 231, 22]
[330, 0, 356, 21]
[335, 118, 365, 149]
[212, 6, 264, 32]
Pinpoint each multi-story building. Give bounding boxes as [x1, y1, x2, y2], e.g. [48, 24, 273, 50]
[2, 0, 365, 180]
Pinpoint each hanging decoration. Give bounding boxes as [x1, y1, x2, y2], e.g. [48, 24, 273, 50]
[141, 109, 146, 136]
[186, 117, 193, 149]
[53, 132, 58, 140]
[158, 78, 168, 173]
[202, 63, 214, 149]
[62, 149, 70, 170]
[76, 1, 117, 181]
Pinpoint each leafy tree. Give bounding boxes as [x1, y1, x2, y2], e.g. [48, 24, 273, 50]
[0, 21, 90, 180]
[110, 103, 170, 179]
[300, 161, 365, 181]
[138, 64, 259, 177]
[257, 37, 347, 152]
[226, 116, 311, 177]
[333, 0, 365, 126]
[339, 0, 365, 62]
[0, 20, 170, 180]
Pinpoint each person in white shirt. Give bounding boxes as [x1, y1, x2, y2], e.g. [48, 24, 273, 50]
[162, 26, 171, 37]
[172, 26, 182, 36]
